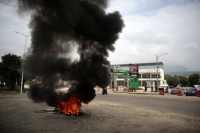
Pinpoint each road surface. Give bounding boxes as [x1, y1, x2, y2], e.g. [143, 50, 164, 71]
[0, 90, 200, 133]
[95, 90, 200, 118]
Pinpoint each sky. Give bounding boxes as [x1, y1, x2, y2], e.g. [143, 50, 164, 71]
[0, 0, 200, 71]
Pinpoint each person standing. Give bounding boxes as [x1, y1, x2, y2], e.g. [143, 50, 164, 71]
[155, 86, 157, 92]
[112, 86, 115, 91]
[165, 86, 169, 93]
[133, 87, 136, 92]
[151, 86, 154, 92]
[145, 86, 147, 92]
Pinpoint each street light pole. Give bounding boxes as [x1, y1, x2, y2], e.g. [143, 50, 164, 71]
[156, 53, 167, 92]
[156, 55, 158, 92]
[14, 31, 29, 93]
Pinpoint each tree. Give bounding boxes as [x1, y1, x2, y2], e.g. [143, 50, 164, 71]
[189, 73, 200, 87]
[165, 74, 180, 87]
[165, 74, 173, 86]
[178, 76, 188, 87]
[0, 54, 21, 89]
[173, 75, 180, 87]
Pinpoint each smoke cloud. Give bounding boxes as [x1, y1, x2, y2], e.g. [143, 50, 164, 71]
[17, 0, 124, 106]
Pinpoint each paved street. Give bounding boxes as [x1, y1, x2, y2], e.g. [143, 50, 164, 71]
[95, 89, 200, 118]
[0, 90, 200, 133]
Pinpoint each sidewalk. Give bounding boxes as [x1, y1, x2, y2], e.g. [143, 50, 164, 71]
[113, 88, 159, 95]
[115, 90, 158, 95]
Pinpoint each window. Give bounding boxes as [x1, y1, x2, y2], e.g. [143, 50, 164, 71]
[118, 76, 124, 79]
[117, 81, 124, 85]
[142, 73, 150, 78]
[152, 74, 160, 78]
[131, 78, 137, 82]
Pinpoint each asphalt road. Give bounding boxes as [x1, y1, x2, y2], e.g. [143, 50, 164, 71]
[95, 90, 200, 118]
[0, 90, 200, 133]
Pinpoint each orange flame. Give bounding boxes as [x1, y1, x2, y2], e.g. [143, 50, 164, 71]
[57, 94, 81, 116]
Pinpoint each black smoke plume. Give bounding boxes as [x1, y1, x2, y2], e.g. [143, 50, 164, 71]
[17, 0, 124, 107]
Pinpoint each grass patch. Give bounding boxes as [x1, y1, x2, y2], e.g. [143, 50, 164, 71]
[0, 88, 20, 94]
[0, 91, 19, 95]
[0, 90, 19, 94]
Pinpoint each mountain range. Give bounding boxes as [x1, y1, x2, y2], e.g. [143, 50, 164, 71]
[164, 65, 200, 77]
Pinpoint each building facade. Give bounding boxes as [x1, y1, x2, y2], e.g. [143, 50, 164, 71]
[110, 62, 167, 88]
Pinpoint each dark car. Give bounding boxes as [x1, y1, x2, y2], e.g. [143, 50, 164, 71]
[170, 88, 179, 94]
[184, 88, 197, 96]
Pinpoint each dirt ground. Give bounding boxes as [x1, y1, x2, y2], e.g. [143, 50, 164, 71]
[0, 92, 200, 133]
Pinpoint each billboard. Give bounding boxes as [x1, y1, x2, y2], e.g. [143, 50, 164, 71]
[129, 64, 139, 88]
[110, 66, 129, 73]
[129, 64, 138, 77]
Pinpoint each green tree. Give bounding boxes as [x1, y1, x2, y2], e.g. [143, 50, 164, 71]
[178, 76, 188, 87]
[165, 74, 173, 86]
[189, 73, 200, 87]
[173, 75, 180, 87]
[0, 54, 21, 89]
[165, 74, 180, 87]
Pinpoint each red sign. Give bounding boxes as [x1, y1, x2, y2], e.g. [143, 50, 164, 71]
[130, 64, 138, 72]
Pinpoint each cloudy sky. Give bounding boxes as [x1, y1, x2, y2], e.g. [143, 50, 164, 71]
[0, 0, 200, 71]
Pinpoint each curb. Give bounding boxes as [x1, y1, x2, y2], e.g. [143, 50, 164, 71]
[114, 91, 159, 95]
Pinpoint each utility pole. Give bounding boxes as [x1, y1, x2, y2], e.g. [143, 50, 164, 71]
[14, 31, 29, 93]
[156, 53, 167, 92]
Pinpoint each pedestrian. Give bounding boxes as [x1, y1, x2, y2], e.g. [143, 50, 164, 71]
[133, 87, 136, 92]
[151, 86, 154, 92]
[130, 87, 133, 92]
[165, 86, 169, 93]
[112, 86, 115, 91]
[145, 86, 147, 92]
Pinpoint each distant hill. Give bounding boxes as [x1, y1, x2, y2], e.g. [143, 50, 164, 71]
[164, 65, 188, 73]
[165, 71, 200, 77]
[164, 65, 200, 77]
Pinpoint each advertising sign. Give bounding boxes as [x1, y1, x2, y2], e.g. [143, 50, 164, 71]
[111, 66, 129, 73]
[129, 64, 138, 77]
[129, 64, 139, 88]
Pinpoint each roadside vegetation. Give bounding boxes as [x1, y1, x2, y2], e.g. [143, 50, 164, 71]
[0, 53, 34, 93]
[0, 53, 199, 93]
[165, 74, 200, 87]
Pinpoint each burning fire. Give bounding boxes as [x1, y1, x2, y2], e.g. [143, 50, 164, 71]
[57, 94, 81, 116]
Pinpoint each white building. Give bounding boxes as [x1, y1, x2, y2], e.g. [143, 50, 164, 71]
[110, 62, 167, 88]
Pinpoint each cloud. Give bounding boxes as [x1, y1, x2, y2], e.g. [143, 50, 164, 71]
[0, 0, 199, 71]
[0, 0, 16, 6]
[107, 0, 200, 71]
[183, 42, 198, 49]
[0, 2, 30, 61]
[130, 30, 169, 44]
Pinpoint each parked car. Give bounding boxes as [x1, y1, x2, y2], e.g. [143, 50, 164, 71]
[170, 88, 179, 94]
[184, 88, 197, 96]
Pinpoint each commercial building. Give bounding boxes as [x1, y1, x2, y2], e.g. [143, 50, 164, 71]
[109, 62, 167, 88]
